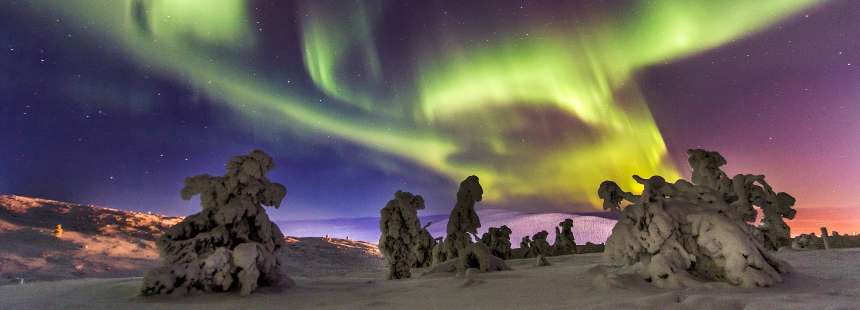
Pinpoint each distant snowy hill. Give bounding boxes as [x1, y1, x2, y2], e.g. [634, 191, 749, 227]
[0, 195, 382, 285]
[278, 208, 618, 245]
[0, 194, 181, 285]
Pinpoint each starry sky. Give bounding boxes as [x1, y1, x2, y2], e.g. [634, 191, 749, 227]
[1, 1, 858, 227]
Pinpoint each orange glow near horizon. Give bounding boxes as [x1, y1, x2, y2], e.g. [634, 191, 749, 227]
[787, 208, 860, 237]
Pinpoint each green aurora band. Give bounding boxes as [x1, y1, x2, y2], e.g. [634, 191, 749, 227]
[24, 0, 821, 210]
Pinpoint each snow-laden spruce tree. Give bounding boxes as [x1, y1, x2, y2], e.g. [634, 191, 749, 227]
[427, 175, 509, 274]
[437, 175, 484, 262]
[553, 219, 577, 255]
[598, 149, 795, 288]
[142, 150, 288, 296]
[525, 230, 551, 258]
[480, 225, 513, 259]
[379, 190, 425, 279]
[413, 222, 437, 268]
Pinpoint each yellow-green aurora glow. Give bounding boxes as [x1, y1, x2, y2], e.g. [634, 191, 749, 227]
[25, 0, 820, 209]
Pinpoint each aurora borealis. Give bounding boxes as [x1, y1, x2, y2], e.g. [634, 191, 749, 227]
[2, 1, 859, 233]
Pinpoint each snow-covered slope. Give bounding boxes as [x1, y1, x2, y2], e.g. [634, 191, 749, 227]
[2, 248, 858, 309]
[0, 195, 383, 286]
[282, 237, 382, 278]
[430, 209, 617, 245]
[0, 195, 181, 285]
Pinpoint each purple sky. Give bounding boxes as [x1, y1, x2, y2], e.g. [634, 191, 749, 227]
[1, 1, 857, 222]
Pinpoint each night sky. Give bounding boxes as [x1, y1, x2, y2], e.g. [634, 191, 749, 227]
[2, 1, 858, 223]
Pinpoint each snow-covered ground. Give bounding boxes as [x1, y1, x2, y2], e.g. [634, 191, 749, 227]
[0, 195, 181, 285]
[0, 195, 383, 285]
[3, 194, 859, 309]
[1, 248, 858, 309]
